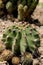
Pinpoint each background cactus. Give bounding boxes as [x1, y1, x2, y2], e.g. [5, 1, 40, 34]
[17, 0, 39, 20]
[0, 0, 39, 20]
[2, 24, 40, 56]
[6, 1, 13, 14]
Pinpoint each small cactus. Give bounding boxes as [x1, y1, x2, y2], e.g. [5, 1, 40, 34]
[0, 49, 13, 61]
[6, 1, 13, 13]
[12, 57, 20, 65]
[18, 4, 24, 21]
[22, 53, 33, 65]
[2, 24, 40, 56]
[17, 0, 39, 20]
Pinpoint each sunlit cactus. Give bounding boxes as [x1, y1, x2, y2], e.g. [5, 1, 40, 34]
[18, 4, 24, 21]
[2, 24, 40, 56]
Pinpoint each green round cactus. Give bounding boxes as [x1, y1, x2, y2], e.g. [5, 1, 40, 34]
[2, 24, 40, 56]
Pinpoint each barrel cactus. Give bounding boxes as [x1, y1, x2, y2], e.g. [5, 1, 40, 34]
[2, 23, 40, 56]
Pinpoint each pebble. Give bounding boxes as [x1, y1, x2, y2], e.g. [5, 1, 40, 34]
[33, 59, 39, 65]
[0, 61, 8, 65]
[38, 47, 43, 54]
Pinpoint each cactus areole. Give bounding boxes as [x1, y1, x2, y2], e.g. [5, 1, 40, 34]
[2, 25, 40, 56]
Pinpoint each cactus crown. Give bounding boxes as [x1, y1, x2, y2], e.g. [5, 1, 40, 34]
[2, 24, 40, 56]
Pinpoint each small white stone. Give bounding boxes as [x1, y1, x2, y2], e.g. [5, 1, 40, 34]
[38, 47, 43, 54]
[33, 59, 39, 65]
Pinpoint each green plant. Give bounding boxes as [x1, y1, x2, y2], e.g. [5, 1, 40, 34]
[6, 1, 13, 13]
[22, 53, 33, 65]
[17, 0, 39, 20]
[0, 0, 39, 19]
[2, 24, 40, 56]
[0, 43, 5, 53]
[9, 0, 39, 20]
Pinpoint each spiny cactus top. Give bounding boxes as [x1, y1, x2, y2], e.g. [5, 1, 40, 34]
[2, 24, 40, 56]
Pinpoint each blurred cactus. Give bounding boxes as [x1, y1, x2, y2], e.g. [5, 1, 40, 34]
[0, 49, 13, 61]
[0, 43, 6, 53]
[0, 0, 4, 8]
[0, 11, 4, 17]
[6, 1, 13, 13]
[0, 0, 39, 19]
[18, 0, 39, 20]
[0, 0, 4, 17]
[12, 57, 20, 65]
[22, 53, 33, 65]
